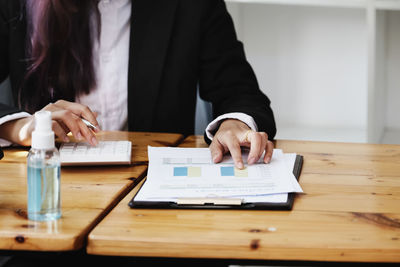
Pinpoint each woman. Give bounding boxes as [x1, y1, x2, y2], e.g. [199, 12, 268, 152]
[0, 0, 276, 169]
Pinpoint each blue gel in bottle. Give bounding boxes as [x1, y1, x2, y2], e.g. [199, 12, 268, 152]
[27, 111, 61, 221]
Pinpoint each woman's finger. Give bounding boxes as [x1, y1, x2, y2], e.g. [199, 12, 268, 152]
[51, 110, 98, 146]
[258, 132, 268, 159]
[209, 139, 225, 163]
[246, 131, 262, 165]
[220, 133, 244, 169]
[57, 120, 70, 134]
[264, 140, 274, 163]
[77, 118, 98, 146]
[52, 120, 70, 143]
[53, 100, 100, 131]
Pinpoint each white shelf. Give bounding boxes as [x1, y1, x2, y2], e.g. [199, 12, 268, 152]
[375, 0, 400, 10]
[275, 126, 367, 143]
[276, 127, 400, 144]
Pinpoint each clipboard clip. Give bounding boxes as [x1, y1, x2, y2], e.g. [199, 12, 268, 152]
[176, 198, 243, 206]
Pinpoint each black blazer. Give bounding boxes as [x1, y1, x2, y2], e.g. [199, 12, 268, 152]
[0, 0, 276, 142]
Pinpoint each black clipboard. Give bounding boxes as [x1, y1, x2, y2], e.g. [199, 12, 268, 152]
[129, 155, 303, 210]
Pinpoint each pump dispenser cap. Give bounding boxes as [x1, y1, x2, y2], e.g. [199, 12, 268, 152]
[31, 111, 55, 149]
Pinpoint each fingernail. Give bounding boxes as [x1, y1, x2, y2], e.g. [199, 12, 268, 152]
[237, 162, 244, 169]
[91, 137, 98, 146]
[64, 137, 70, 142]
[248, 157, 256, 165]
[212, 153, 221, 163]
[76, 132, 82, 140]
[265, 157, 271, 163]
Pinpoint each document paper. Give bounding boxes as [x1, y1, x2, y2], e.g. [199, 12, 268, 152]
[134, 146, 303, 203]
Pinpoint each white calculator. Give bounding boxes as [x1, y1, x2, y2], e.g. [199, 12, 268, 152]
[59, 141, 132, 166]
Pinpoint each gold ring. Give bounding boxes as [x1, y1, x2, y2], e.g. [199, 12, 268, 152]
[243, 129, 252, 143]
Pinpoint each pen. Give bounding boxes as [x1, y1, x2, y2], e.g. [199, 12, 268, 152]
[81, 118, 100, 131]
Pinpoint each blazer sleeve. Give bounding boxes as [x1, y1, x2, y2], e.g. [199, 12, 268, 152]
[0, 0, 10, 84]
[198, 0, 276, 142]
[0, 0, 24, 118]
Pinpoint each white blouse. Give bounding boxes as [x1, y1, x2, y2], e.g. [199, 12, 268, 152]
[76, 0, 131, 131]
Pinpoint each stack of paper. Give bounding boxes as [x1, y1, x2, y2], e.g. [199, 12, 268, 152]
[134, 147, 303, 204]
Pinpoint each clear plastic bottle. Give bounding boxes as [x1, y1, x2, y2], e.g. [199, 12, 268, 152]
[27, 111, 61, 221]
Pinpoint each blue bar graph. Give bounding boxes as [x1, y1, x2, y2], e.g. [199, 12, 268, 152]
[174, 167, 188, 176]
[220, 166, 234, 176]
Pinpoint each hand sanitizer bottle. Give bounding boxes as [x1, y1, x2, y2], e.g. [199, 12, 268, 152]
[27, 110, 61, 221]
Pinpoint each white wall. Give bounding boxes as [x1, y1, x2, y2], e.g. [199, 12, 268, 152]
[381, 10, 400, 144]
[385, 11, 400, 130]
[227, 3, 400, 143]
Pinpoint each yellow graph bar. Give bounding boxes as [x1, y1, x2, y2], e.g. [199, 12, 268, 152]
[188, 167, 201, 177]
[234, 167, 248, 177]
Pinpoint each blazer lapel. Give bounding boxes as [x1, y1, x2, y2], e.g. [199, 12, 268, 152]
[127, 0, 178, 131]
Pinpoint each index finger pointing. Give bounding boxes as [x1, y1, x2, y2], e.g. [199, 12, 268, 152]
[225, 138, 244, 169]
[264, 140, 274, 163]
[247, 132, 262, 165]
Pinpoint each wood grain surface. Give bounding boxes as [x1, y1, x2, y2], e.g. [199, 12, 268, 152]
[0, 131, 182, 251]
[87, 137, 400, 263]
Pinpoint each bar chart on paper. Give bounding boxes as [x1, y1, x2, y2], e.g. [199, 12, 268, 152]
[173, 167, 202, 177]
[172, 166, 248, 178]
[165, 155, 250, 178]
[134, 146, 303, 202]
[220, 166, 248, 177]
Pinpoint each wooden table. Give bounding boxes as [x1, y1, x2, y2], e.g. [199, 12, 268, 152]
[0, 131, 183, 251]
[87, 136, 400, 263]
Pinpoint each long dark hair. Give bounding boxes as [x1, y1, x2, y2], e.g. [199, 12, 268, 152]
[21, 0, 100, 112]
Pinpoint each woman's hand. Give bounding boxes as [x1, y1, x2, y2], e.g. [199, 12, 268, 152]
[209, 119, 273, 169]
[0, 100, 100, 146]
